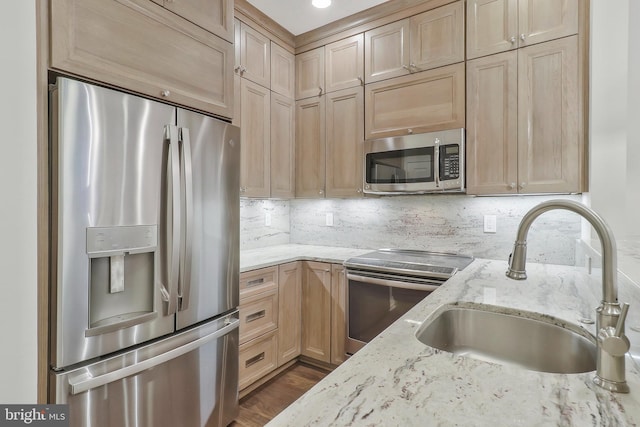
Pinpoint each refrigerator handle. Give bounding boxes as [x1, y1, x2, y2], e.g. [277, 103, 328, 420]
[178, 127, 194, 311]
[164, 125, 181, 316]
[68, 317, 239, 395]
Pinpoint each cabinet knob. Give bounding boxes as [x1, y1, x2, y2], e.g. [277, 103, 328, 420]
[519, 182, 526, 190]
[240, 187, 246, 193]
[357, 76, 364, 86]
[234, 65, 241, 73]
[319, 190, 324, 195]
[510, 36, 516, 44]
[161, 90, 170, 97]
[356, 188, 362, 193]
[520, 34, 526, 42]
[508, 182, 516, 190]
[409, 62, 417, 71]
[318, 86, 323, 96]
[408, 128, 413, 134]
[402, 64, 410, 71]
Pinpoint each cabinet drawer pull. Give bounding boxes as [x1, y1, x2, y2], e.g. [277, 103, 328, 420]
[247, 277, 265, 287]
[246, 352, 265, 368]
[246, 310, 266, 323]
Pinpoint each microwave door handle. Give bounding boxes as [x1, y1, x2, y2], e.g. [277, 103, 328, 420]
[346, 272, 441, 292]
[164, 125, 181, 316]
[178, 127, 193, 311]
[434, 139, 440, 188]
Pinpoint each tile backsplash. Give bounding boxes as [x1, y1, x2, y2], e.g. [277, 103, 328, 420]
[241, 194, 583, 265]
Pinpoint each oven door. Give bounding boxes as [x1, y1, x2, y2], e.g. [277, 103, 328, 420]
[345, 270, 442, 354]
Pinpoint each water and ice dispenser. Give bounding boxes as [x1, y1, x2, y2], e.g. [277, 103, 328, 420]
[86, 225, 158, 337]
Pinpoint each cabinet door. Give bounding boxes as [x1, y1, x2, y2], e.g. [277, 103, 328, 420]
[271, 42, 295, 98]
[518, 0, 579, 47]
[325, 87, 364, 198]
[271, 93, 296, 198]
[51, 0, 234, 118]
[161, 0, 233, 42]
[325, 34, 364, 93]
[518, 36, 580, 193]
[364, 19, 411, 84]
[365, 62, 465, 139]
[467, 0, 518, 59]
[296, 47, 325, 100]
[301, 262, 332, 363]
[330, 264, 347, 366]
[240, 23, 271, 88]
[409, 1, 464, 71]
[295, 96, 326, 198]
[277, 262, 302, 366]
[466, 51, 518, 195]
[240, 79, 270, 197]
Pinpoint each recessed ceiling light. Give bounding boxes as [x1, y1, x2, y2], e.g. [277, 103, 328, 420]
[312, 0, 331, 8]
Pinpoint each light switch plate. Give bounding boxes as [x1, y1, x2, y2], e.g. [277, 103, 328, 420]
[483, 215, 497, 233]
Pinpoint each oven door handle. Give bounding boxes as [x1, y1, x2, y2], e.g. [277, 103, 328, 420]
[346, 273, 441, 292]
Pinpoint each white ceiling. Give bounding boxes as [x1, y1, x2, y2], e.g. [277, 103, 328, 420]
[246, 0, 391, 36]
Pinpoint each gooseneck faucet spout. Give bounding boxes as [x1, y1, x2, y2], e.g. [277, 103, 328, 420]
[506, 199, 630, 393]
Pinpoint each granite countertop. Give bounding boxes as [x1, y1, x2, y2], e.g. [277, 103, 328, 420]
[267, 258, 640, 426]
[240, 244, 371, 272]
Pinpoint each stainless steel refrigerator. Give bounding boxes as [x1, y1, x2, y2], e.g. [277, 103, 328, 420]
[48, 77, 240, 426]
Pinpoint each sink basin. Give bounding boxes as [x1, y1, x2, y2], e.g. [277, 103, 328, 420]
[416, 303, 597, 374]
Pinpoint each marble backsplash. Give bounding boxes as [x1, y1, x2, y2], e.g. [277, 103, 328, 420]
[240, 194, 584, 265]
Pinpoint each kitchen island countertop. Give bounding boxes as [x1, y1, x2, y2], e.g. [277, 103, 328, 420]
[267, 258, 640, 426]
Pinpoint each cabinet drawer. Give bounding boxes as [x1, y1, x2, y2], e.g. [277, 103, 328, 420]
[240, 266, 278, 298]
[239, 288, 278, 344]
[239, 330, 278, 390]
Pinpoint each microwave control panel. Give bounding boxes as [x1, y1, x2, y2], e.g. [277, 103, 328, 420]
[439, 144, 460, 179]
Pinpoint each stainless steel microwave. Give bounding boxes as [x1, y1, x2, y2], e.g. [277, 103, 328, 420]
[363, 128, 465, 195]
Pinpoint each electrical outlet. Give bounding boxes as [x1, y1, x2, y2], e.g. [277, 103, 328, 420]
[265, 212, 271, 226]
[326, 212, 334, 226]
[483, 215, 497, 233]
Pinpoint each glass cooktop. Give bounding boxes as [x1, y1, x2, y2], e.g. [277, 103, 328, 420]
[343, 249, 474, 279]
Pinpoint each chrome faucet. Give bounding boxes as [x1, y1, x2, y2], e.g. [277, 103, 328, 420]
[506, 199, 630, 393]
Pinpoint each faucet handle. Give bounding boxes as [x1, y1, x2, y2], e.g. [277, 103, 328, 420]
[600, 303, 631, 357]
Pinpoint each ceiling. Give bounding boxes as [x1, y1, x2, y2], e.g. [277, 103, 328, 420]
[246, 0, 392, 36]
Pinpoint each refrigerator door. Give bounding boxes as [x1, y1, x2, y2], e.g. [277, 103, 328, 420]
[175, 109, 240, 330]
[51, 77, 176, 368]
[52, 313, 240, 427]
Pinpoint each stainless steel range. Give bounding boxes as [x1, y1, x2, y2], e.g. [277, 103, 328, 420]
[343, 249, 474, 354]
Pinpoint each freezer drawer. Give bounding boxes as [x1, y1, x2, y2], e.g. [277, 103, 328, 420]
[51, 314, 239, 427]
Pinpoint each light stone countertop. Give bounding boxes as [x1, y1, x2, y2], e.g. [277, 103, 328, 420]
[240, 244, 372, 272]
[266, 258, 640, 427]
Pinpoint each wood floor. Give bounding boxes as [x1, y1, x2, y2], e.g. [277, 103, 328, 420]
[230, 363, 329, 427]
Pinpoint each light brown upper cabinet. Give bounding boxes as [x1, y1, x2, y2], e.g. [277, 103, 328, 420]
[295, 96, 326, 198]
[236, 21, 271, 88]
[325, 87, 364, 198]
[157, 0, 233, 42]
[51, 0, 234, 118]
[240, 79, 271, 197]
[467, 0, 579, 60]
[296, 47, 325, 100]
[365, 62, 465, 140]
[325, 34, 365, 93]
[271, 42, 295, 98]
[270, 93, 296, 199]
[364, 1, 464, 84]
[466, 36, 581, 194]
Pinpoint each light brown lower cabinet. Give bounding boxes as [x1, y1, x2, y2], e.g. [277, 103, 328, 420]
[239, 260, 346, 391]
[277, 262, 302, 366]
[301, 261, 347, 365]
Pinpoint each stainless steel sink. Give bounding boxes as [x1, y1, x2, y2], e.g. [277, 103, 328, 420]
[416, 304, 597, 374]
